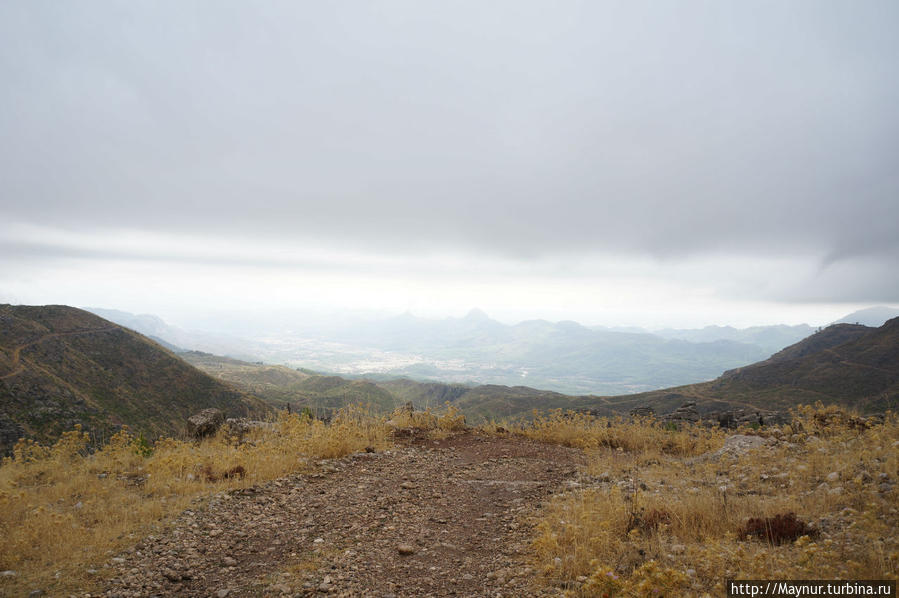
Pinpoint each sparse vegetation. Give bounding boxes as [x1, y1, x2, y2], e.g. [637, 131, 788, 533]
[508, 409, 726, 456]
[0, 305, 271, 455]
[387, 403, 468, 438]
[2, 400, 896, 596]
[0, 406, 387, 595]
[529, 404, 899, 596]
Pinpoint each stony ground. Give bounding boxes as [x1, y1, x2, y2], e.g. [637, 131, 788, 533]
[103, 432, 584, 597]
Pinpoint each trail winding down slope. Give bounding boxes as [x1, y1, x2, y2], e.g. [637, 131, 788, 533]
[0, 326, 119, 380]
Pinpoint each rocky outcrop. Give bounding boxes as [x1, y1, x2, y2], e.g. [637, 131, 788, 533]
[187, 408, 225, 439]
[632, 401, 791, 429]
[705, 408, 789, 429]
[222, 417, 272, 442]
[689, 434, 777, 464]
[662, 401, 700, 425]
[629, 406, 655, 418]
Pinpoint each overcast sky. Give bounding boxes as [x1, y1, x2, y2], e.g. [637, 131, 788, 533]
[1, 1, 897, 329]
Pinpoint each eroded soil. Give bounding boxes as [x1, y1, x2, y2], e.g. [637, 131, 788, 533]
[104, 432, 584, 597]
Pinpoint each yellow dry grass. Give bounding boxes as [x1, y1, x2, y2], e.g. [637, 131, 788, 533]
[3, 400, 895, 597]
[0, 406, 388, 595]
[530, 405, 899, 596]
[388, 403, 468, 438]
[508, 409, 727, 457]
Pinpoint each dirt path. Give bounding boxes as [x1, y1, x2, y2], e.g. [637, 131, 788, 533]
[0, 327, 118, 380]
[104, 433, 584, 597]
[820, 348, 895, 375]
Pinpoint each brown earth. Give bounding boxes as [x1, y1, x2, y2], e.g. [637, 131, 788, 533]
[103, 432, 584, 597]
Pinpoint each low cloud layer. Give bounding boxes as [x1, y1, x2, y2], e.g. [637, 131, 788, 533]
[1, 2, 897, 320]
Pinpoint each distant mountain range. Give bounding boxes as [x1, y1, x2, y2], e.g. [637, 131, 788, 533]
[183, 315, 899, 419]
[85, 305, 899, 395]
[644, 324, 816, 355]
[0, 305, 270, 455]
[78, 307, 848, 395]
[833, 306, 899, 327]
[86, 308, 259, 360]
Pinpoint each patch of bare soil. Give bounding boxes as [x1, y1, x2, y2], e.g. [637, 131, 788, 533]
[104, 432, 584, 597]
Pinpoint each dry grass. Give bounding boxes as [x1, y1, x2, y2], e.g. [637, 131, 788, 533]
[3, 401, 895, 597]
[387, 403, 468, 438]
[508, 409, 727, 457]
[0, 406, 388, 595]
[530, 405, 899, 596]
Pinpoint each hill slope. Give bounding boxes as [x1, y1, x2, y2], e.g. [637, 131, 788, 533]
[0, 305, 271, 454]
[180, 351, 400, 414]
[618, 318, 899, 414]
[722, 323, 872, 371]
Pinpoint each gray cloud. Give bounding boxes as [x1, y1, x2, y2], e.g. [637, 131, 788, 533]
[1, 1, 897, 303]
[779, 255, 899, 304]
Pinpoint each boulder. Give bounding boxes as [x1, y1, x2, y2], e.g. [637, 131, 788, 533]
[704, 408, 790, 429]
[575, 408, 603, 417]
[629, 406, 655, 418]
[688, 434, 776, 464]
[663, 401, 700, 424]
[186, 408, 225, 439]
[222, 418, 272, 442]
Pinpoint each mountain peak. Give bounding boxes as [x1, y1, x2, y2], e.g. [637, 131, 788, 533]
[834, 306, 899, 328]
[464, 308, 490, 321]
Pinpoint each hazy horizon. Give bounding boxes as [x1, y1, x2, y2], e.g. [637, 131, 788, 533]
[81, 302, 897, 337]
[2, 2, 897, 330]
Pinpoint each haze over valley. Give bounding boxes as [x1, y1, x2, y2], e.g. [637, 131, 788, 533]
[82, 305, 894, 397]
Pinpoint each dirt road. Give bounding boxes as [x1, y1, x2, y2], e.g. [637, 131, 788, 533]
[104, 433, 583, 597]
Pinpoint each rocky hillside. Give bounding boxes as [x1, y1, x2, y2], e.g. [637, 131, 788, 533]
[710, 317, 899, 410]
[619, 318, 899, 414]
[0, 305, 271, 454]
[725, 323, 872, 371]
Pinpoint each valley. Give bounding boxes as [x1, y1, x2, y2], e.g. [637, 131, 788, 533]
[1, 304, 898, 596]
[88, 308, 816, 396]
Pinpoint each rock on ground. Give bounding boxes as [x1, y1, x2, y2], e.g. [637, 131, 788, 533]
[104, 432, 583, 597]
[186, 408, 225, 439]
[689, 434, 776, 464]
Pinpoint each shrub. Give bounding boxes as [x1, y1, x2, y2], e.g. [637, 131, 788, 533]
[530, 405, 899, 596]
[740, 513, 814, 545]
